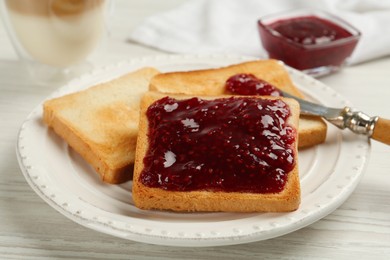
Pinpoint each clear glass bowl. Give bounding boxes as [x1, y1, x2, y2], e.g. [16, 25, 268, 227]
[258, 9, 361, 77]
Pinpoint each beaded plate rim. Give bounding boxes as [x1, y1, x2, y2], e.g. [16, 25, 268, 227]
[16, 54, 370, 247]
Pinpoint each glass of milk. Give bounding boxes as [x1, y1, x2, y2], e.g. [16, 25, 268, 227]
[0, 0, 110, 83]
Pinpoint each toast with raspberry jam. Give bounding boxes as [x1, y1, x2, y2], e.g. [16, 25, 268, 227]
[133, 91, 300, 212]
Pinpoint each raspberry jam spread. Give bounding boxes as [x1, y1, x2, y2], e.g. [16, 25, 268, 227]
[140, 96, 296, 193]
[258, 14, 360, 72]
[270, 16, 352, 46]
[225, 73, 282, 96]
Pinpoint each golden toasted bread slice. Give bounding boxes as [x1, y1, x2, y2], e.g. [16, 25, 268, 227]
[43, 67, 160, 184]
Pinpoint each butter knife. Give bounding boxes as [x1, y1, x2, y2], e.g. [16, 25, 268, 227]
[281, 91, 390, 145]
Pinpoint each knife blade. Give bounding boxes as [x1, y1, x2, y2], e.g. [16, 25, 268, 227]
[280, 90, 390, 145]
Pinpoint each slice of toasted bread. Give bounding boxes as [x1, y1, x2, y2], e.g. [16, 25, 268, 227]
[149, 59, 327, 148]
[133, 91, 300, 212]
[43, 67, 160, 184]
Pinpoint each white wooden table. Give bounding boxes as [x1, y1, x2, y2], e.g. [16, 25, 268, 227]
[1, 0, 390, 258]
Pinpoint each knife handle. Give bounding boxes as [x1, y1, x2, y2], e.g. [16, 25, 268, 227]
[372, 117, 390, 145]
[334, 108, 390, 145]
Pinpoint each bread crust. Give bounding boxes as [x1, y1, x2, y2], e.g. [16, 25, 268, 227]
[149, 59, 327, 148]
[133, 92, 301, 212]
[43, 67, 160, 184]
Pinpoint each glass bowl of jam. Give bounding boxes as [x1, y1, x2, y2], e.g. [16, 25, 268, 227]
[258, 9, 361, 77]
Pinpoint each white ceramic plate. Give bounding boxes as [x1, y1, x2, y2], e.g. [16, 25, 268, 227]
[16, 54, 370, 247]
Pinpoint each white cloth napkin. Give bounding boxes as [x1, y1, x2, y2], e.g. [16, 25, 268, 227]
[130, 0, 390, 65]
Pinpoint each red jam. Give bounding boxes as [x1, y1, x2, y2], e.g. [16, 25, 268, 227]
[140, 96, 296, 193]
[271, 16, 352, 46]
[258, 15, 360, 71]
[225, 74, 282, 96]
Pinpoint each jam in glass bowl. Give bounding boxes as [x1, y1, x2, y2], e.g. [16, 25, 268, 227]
[258, 9, 361, 77]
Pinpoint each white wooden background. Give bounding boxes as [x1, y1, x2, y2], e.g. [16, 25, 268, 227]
[1, 0, 390, 259]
